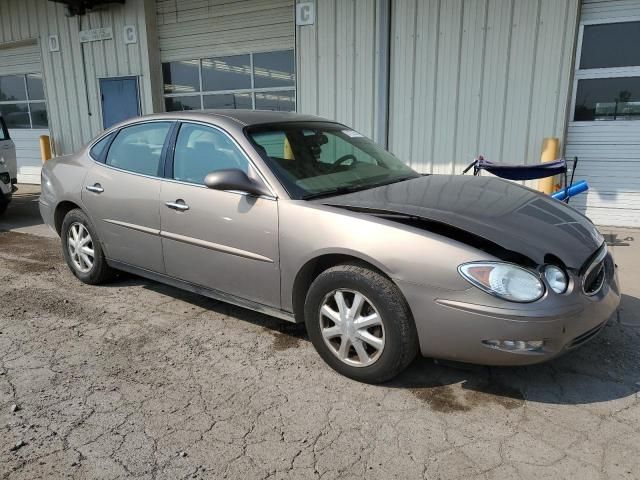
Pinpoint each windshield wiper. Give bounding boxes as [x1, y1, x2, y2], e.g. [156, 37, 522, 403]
[365, 175, 418, 189]
[301, 185, 366, 200]
[301, 176, 417, 200]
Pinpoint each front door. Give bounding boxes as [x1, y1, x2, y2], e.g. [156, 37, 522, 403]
[160, 122, 281, 308]
[82, 121, 174, 273]
[100, 77, 141, 129]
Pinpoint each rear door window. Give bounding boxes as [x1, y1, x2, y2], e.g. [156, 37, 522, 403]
[105, 122, 172, 176]
[89, 133, 114, 162]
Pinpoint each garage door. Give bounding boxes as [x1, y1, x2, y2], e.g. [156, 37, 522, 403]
[565, 0, 640, 227]
[0, 41, 49, 184]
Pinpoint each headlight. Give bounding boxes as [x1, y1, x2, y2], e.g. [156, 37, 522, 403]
[458, 262, 544, 302]
[544, 265, 568, 294]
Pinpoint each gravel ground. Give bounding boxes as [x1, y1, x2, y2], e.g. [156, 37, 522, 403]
[1, 202, 639, 479]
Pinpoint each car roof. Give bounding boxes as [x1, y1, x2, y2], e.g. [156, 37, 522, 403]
[132, 110, 337, 128]
[205, 109, 331, 126]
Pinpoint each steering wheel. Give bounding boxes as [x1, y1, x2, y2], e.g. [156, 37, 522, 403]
[329, 154, 358, 172]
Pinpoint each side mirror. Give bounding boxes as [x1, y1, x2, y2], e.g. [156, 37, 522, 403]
[204, 169, 271, 197]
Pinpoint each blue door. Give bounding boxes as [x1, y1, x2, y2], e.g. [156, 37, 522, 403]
[100, 77, 140, 129]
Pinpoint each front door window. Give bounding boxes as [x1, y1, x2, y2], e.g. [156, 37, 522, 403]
[172, 123, 249, 184]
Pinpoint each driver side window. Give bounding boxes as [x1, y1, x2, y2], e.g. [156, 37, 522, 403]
[173, 123, 249, 185]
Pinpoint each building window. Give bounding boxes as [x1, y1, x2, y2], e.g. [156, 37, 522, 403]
[573, 21, 640, 122]
[162, 50, 295, 113]
[0, 73, 48, 128]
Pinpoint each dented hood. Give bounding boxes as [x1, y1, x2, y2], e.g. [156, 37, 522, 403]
[319, 175, 603, 269]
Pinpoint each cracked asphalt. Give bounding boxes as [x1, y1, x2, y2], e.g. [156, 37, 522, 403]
[1, 187, 640, 479]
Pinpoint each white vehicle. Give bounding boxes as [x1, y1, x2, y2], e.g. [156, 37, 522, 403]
[0, 115, 16, 215]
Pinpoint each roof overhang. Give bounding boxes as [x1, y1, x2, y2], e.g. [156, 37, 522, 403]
[48, 0, 125, 16]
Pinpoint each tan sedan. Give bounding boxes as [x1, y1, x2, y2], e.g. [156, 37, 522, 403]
[39, 111, 620, 383]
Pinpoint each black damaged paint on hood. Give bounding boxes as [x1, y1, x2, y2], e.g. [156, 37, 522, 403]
[319, 174, 604, 270]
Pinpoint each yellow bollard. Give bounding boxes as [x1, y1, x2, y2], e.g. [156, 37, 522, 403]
[283, 136, 294, 160]
[40, 135, 52, 163]
[538, 137, 559, 194]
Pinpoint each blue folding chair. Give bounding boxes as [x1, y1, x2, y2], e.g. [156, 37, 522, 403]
[463, 156, 580, 203]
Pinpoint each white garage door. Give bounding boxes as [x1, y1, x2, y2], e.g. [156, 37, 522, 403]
[565, 0, 640, 227]
[0, 41, 49, 184]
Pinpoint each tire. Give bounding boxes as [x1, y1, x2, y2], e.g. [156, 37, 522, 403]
[304, 263, 419, 383]
[61, 208, 114, 284]
[0, 195, 7, 216]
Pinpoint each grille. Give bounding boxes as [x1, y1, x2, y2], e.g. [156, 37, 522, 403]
[567, 321, 607, 349]
[582, 245, 607, 296]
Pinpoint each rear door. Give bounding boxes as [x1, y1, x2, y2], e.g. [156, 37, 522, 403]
[159, 121, 281, 308]
[82, 121, 174, 273]
[0, 116, 16, 183]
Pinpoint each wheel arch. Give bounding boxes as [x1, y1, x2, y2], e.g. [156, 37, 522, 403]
[54, 200, 83, 235]
[291, 252, 398, 324]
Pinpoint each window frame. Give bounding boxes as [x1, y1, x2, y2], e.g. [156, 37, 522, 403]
[0, 115, 10, 141]
[88, 132, 116, 162]
[163, 120, 277, 199]
[570, 17, 640, 123]
[0, 73, 48, 129]
[163, 50, 296, 113]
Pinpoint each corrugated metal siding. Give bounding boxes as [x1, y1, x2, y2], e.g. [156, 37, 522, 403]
[296, 0, 379, 139]
[0, 41, 41, 75]
[566, 123, 640, 227]
[156, 0, 295, 62]
[581, 0, 640, 21]
[0, 0, 158, 155]
[389, 0, 579, 174]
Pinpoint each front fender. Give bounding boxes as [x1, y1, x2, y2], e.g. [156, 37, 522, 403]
[278, 200, 496, 312]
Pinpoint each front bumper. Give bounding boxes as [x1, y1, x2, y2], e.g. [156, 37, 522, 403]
[398, 253, 620, 366]
[0, 179, 11, 199]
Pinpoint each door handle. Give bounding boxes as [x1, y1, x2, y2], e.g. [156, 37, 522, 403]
[165, 200, 189, 211]
[1, 145, 10, 149]
[86, 184, 104, 193]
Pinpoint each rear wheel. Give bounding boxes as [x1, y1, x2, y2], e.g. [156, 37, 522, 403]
[0, 193, 7, 216]
[61, 209, 114, 284]
[304, 263, 418, 383]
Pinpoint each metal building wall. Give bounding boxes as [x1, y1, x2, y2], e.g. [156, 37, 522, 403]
[565, 0, 640, 227]
[389, 0, 580, 173]
[0, 0, 161, 155]
[156, 0, 295, 62]
[296, 0, 384, 142]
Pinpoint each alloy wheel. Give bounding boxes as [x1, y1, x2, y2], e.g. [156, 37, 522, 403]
[67, 222, 94, 273]
[319, 289, 385, 367]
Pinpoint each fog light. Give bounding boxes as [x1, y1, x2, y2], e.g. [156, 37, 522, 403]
[482, 339, 544, 352]
[0, 172, 10, 184]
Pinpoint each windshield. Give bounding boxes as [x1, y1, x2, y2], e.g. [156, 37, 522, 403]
[246, 123, 419, 199]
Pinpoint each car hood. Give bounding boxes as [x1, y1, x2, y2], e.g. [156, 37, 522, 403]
[318, 175, 603, 270]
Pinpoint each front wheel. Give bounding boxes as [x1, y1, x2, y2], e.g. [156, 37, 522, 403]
[61, 208, 114, 284]
[304, 263, 418, 383]
[0, 193, 7, 216]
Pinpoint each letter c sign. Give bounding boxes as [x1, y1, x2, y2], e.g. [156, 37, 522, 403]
[296, 1, 315, 26]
